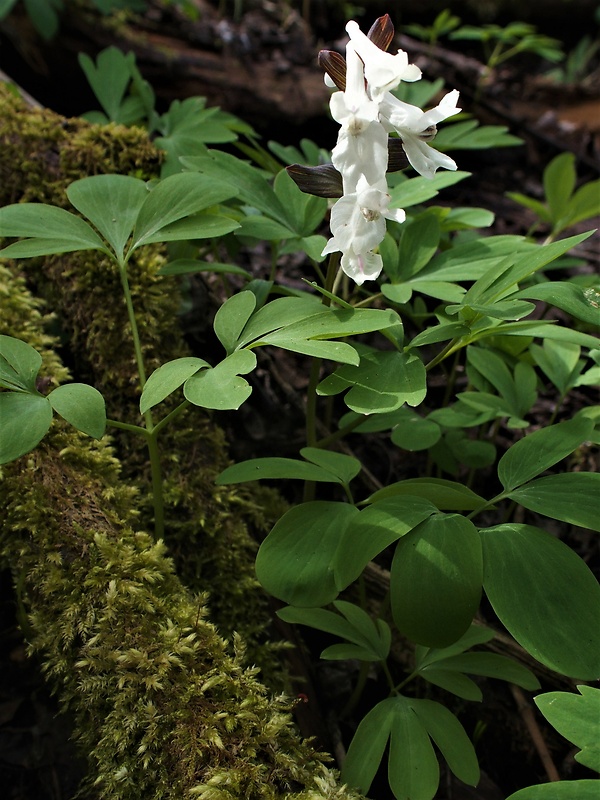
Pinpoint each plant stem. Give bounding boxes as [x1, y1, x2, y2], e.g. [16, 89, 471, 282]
[118, 259, 166, 540]
[426, 338, 462, 372]
[118, 262, 149, 389]
[393, 668, 418, 694]
[106, 418, 149, 436]
[153, 400, 190, 437]
[146, 431, 165, 540]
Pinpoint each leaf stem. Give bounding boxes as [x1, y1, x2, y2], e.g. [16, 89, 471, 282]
[425, 338, 462, 372]
[117, 258, 165, 540]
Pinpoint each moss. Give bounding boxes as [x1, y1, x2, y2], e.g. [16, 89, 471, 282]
[0, 257, 363, 800]
[0, 83, 286, 673]
[0, 430, 363, 800]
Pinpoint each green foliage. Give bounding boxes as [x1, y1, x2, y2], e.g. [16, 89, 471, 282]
[507, 152, 600, 237]
[450, 21, 564, 69]
[0, 335, 106, 463]
[535, 686, 600, 773]
[79, 48, 252, 176]
[2, 25, 599, 800]
[404, 10, 461, 47]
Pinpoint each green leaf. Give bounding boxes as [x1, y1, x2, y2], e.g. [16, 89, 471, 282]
[476, 231, 593, 305]
[411, 699, 480, 786]
[530, 339, 581, 395]
[235, 215, 295, 241]
[564, 180, 600, 229]
[535, 686, 600, 772]
[432, 119, 521, 150]
[341, 699, 396, 794]
[320, 642, 381, 661]
[480, 523, 600, 679]
[317, 351, 426, 413]
[442, 207, 495, 230]
[140, 357, 209, 414]
[183, 350, 256, 410]
[255, 502, 359, 606]
[444, 430, 497, 468]
[508, 473, 600, 531]
[506, 191, 551, 223]
[391, 513, 483, 648]
[387, 699, 440, 800]
[409, 322, 470, 348]
[505, 781, 600, 800]
[138, 212, 240, 244]
[235, 295, 323, 348]
[299, 447, 361, 485]
[498, 416, 595, 491]
[416, 624, 495, 667]
[397, 213, 440, 279]
[390, 410, 442, 452]
[131, 173, 238, 251]
[273, 168, 327, 236]
[278, 605, 369, 646]
[78, 48, 134, 121]
[213, 291, 256, 354]
[0, 335, 42, 392]
[389, 171, 470, 209]
[516, 282, 600, 327]
[0, 203, 106, 258]
[216, 457, 344, 485]
[257, 307, 401, 366]
[418, 668, 483, 701]
[66, 174, 147, 258]
[47, 384, 106, 438]
[0, 0, 19, 22]
[24, 0, 62, 39]
[181, 150, 289, 223]
[334, 496, 436, 591]
[437, 652, 540, 691]
[543, 153, 576, 222]
[0, 393, 53, 464]
[158, 259, 251, 278]
[366, 478, 486, 511]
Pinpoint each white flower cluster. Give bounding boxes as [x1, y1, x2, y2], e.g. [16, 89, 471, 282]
[322, 20, 461, 285]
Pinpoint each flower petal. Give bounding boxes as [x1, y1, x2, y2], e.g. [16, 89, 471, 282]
[341, 250, 383, 284]
[346, 20, 421, 96]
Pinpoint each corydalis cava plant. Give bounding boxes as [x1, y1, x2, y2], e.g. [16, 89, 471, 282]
[290, 15, 461, 285]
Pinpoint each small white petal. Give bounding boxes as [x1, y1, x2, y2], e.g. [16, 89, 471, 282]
[346, 20, 421, 97]
[402, 135, 457, 179]
[341, 250, 383, 285]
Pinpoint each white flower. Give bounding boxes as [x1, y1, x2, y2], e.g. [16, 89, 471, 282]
[380, 90, 461, 179]
[346, 20, 421, 98]
[329, 46, 388, 192]
[321, 178, 405, 284]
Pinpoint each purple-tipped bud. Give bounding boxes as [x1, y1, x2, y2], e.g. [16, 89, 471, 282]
[367, 14, 395, 53]
[318, 50, 347, 91]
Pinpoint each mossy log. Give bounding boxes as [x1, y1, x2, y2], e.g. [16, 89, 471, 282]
[0, 81, 288, 674]
[0, 86, 363, 796]
[0, 426, 358, 798]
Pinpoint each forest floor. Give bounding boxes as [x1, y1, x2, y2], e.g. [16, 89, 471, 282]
[0, 1, 598, 798]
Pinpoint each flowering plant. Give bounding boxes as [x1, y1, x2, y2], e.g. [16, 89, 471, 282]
[314, 16, 460, 284]
[1, 12, 600, 800]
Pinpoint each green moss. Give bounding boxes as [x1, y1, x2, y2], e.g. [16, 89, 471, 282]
[0, 430, 362, 800]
